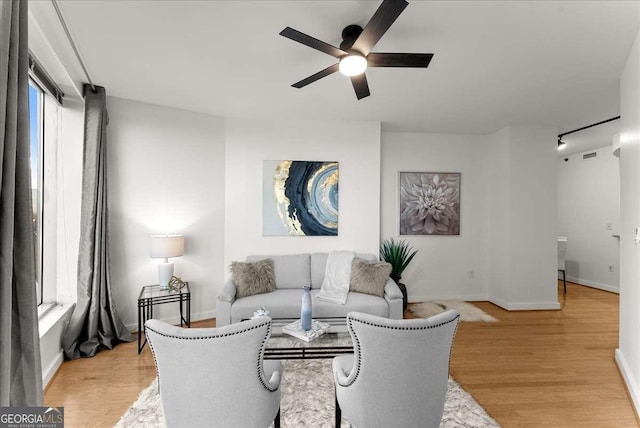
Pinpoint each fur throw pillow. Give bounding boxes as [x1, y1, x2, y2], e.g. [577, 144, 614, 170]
[349, 258, 392, 297]
[231, 259, 276, 298]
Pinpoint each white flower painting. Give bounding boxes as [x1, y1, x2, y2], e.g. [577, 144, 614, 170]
[399, 172, 460, 235]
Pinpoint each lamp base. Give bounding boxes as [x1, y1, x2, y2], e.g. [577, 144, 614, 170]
[158, 262, 174, 289]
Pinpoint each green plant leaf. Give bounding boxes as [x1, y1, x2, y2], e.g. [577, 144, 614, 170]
[379, 237, 418, 282]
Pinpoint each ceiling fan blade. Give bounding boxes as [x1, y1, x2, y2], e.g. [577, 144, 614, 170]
[292, 63, 340, 88]
[350, 73, 371, 100]
[280, 27, 348, 58]
[367, 52, 434, 68]
[351, 0, 409, 56]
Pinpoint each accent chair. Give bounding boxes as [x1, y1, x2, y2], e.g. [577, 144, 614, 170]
[333, 310, 460, 428]
[145, 317, 282, 428]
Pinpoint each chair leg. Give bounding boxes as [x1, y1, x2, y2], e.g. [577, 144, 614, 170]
[274, 407, 281, 428]
[562, 270, 566, 294]
[335, 392, 341, 428]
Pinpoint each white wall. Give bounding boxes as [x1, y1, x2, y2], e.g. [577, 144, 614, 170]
[380, 128, 558, 309]
[488, 126, 560, 310]
[557, 146, 620, 292]
[224, 119, 381, 269]
[616, 29, 640, 416]
[107, 97, 225, 328]
[487, 128, 511, 305]
[380, 131, 490, 302]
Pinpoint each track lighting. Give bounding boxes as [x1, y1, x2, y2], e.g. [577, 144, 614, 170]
[557, 138, 566, 150]
[557, 116, 621, 152]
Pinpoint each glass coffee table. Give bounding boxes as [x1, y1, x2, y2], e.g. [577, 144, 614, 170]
[264, 332, 353, 360]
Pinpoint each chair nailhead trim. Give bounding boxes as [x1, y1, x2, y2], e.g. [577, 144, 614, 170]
[145, 318, 279, 393]
[348, 315, 460, 331]
[258, 323, 279, 392]
[145, 319, 270, 341]
[145, 325, 162, 394]
[342, 313, 461, 388]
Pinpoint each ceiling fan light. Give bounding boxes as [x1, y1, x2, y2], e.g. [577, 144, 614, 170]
[339, 55, 367, 76]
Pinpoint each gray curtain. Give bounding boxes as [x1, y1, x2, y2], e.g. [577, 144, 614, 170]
[0, 0, 44, 406]
[62, 85, 133, 359]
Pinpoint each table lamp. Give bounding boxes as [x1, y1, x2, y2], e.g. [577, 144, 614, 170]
[150, 234, 184, 289]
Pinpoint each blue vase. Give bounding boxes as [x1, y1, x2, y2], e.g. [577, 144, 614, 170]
[301, 286, 312, 331]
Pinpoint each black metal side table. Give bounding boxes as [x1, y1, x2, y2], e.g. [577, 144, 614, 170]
[137, 283, 191, 354]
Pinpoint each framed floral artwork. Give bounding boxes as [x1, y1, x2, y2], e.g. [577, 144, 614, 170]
[399, 172, 460, 235]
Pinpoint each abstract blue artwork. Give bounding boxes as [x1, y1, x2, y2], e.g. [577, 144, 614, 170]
[263, 160, 339, 236]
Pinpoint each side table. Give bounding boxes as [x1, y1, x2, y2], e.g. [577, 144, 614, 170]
[137, 283, 191, 354]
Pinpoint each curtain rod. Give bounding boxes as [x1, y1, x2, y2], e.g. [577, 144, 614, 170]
[29, 53, 64, 105]
[558, 116, 621, 138]
[50, 0, 96, 92]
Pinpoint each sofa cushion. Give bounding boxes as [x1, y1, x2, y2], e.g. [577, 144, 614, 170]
[246, 254, 310, 289]
[311, 253, 378, 288]
[229, 289, 389, 324]
[230, 259, 276, 298]
[349, 258, 392, 298]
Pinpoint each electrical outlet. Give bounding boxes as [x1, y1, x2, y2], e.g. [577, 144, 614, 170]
[609, 265, 614, 272]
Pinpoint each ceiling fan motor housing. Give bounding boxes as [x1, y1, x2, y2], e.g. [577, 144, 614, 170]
[340, 25, 364, 51]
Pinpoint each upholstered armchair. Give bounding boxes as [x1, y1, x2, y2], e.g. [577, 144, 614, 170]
[333, 310, 460, 428]
[145, 317, 282, 428]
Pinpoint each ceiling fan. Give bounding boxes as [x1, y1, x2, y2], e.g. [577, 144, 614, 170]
[279, 0, 433, 100]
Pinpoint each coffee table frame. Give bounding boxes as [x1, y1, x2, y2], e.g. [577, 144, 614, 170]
[263, 333, 353, 360]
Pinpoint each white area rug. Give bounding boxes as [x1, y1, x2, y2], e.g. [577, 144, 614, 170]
[115, 359, 500, 428]
[410, 300, 498, 322]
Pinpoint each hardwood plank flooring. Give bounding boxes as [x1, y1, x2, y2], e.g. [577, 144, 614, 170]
[44, 282, 638, 427]
[447, 282, 639, 428]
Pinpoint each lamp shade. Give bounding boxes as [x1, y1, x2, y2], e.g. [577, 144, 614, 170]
[150, 234, 184, 259]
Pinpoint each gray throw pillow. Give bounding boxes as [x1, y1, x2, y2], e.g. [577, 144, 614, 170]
[231, 259, 276, 298]
[349, 258, 392, 297]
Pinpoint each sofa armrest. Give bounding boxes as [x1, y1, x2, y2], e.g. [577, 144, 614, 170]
[218, 277, 237, 303]
[216, 278, 237, 328]
[383, 278, 403, 300]
[384, 278, 404, 320]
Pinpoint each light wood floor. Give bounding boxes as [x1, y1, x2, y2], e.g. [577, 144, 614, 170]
[44, 281, 639, 427]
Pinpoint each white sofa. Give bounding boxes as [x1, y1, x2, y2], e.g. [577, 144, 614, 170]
[216, 253, 404, 332]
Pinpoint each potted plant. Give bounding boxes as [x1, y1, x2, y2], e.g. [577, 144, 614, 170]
[379, 238, 418, 311]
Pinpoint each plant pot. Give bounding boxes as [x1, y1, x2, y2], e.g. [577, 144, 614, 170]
[396, 281, 408, 312]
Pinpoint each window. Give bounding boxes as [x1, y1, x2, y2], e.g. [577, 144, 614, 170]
[28, 55, 65, 312]
[28, 80, 44, 305]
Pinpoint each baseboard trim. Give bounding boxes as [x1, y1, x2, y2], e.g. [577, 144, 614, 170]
[489, 296, 509, 310]
[126, 309, 216, 332]
[409, 295, 560, 311]
[615, 348, 640, 418]
[489, 297, 560, 311]
[566, 275, 619, 294]
[409, 294, 489, 303]
[39, 304, 74, 389]
[42, 351, 63, 389]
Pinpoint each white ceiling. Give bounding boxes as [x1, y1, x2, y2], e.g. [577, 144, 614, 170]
[29, 1, 639, 155]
